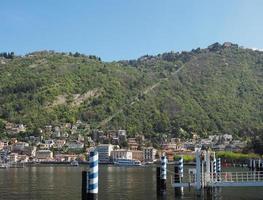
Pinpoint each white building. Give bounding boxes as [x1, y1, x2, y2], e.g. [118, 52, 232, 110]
[36, 150, 53, 160]
[143, 147, 157, 162]
[96, 144, 114, 163]
[12, 142, 29, 152]
[8, 153, 18, 163]
[111, 149, 132, 161]
[67, 141, 84, 149]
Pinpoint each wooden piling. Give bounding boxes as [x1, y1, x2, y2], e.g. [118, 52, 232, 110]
[174, 166, 180, 183]
[156, 167, 161, 195]
[82, 171, 87, 200]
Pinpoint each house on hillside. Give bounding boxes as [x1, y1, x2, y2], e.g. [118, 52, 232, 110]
[97, 144, 114, 163]
[128, 138, 139, 150]
[111, 149, 132, 161]
[67, 141, 84, 150]
[54, 140, 66, 149]
[36, 150, 53, 161]
[12, 142, 29, 153]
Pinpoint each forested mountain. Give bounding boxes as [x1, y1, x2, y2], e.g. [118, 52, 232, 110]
[0, 42, 262, 139]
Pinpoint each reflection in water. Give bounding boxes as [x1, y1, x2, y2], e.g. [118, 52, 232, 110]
[0, 165, 262, 200]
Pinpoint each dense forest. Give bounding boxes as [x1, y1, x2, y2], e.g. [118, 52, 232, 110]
[0, 43, 262, 140]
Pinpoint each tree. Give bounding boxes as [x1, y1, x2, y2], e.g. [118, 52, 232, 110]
[251, 136, 263, 154]
[0, 119, 4, 131]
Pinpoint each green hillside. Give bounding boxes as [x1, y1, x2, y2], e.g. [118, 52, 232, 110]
[0, 43, 262, 138]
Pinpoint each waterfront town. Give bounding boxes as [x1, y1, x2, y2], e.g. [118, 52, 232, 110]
[0, 120, 247, 165]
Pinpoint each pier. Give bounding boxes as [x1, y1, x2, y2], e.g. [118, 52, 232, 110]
[79, 149, 263, 199]
[170, 149, 263, 198]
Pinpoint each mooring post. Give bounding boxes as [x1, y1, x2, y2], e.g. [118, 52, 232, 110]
[212, 152, 217, 182]
[87, 150, 99, 200]
[156, 166, 161, 195]
[205, 187, 213, 200]
[204, 151, 212, 200]
[179, 156, 184, 195]
[174, 157, 184, 197]
[179, 156, 184, 181]
[174, 165, 180, 183]
[195, 150, 201, 193]
[205, 151, 211, 183]
[82, 171, 87, 200]
[160, 154, 167, 194]
[217, 158, 221, 182]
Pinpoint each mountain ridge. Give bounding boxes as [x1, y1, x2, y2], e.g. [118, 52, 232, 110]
[0, 42, 262, 139]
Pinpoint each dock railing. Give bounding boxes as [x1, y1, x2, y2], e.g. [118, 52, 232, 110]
[171, 171, 263, 188]
[209, 171, 263, 183]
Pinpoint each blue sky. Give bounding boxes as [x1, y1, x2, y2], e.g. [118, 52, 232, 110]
[1, 0, 263, 61]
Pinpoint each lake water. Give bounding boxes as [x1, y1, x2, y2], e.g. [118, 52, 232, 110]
[0, 165, 263, 200]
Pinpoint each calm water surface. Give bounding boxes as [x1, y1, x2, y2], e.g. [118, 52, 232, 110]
[0, 165, 263, 200]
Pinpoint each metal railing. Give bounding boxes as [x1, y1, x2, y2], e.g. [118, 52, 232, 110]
[171, 171, 263, 186]
[209, 171, 263, 183]
[170, 173, 195, 186]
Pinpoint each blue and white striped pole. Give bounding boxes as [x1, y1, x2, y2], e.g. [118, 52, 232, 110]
[161, 154, 167, 180]
[213, 157, 217, 181]
[160, 154, 167, 193]
[212, 152, 217, 182]
[88, 150, 99, 200]
[216, 158, 221, 182]
[179, 156, 184, 178]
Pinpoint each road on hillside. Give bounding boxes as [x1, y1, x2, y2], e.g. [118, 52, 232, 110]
[97, 63, 186, 128]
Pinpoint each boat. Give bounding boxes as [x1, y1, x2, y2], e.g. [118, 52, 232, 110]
[70, 160, 79, 166]
[114, 158, 142, 166]
[144, 161, 154, 165]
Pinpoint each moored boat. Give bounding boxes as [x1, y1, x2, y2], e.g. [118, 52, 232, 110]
[70, 160, 79, 166]
[114, 158, 142, 166]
